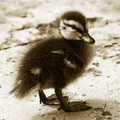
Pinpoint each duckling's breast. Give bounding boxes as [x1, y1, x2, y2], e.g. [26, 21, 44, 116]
[62, 41, 96, 86]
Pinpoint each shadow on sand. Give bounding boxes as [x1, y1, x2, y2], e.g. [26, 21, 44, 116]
[31, 99, 117, 120]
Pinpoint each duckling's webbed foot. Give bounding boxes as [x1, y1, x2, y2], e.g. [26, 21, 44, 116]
[39, 90, 68, 105]
[55, 88, 92, 112]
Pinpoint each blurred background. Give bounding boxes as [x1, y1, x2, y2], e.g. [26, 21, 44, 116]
[0, 0, 120, 49]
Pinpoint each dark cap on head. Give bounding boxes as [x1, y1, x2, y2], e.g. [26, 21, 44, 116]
[61, 11, 87, 31]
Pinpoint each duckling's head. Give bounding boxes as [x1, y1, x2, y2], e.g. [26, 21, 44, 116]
[59, 11, 95, 44]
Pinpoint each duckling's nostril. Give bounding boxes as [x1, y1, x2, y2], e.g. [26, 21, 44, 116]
[84, 34, 87, 37]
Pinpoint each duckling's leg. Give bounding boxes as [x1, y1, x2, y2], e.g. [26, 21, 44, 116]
[55, 88, 92, 112]
[39, 90, 68, 105]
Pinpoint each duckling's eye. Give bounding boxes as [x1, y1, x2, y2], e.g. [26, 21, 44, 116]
[70, 25, 83, 33]
[62, 26, 66, 30]
[71, 25, 77, 30]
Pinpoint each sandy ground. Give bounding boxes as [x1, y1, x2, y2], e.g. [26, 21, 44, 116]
[0, 0, 120, 120]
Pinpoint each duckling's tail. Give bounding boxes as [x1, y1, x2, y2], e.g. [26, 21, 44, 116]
[9, 72, 37, 98]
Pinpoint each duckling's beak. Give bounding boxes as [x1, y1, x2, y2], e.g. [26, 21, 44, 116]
[81, 32, 95, 44]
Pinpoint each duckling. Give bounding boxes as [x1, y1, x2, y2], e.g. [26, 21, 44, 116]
[10, 10, 95, 112]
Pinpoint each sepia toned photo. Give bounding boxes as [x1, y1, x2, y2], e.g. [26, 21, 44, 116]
[0, 0, 120, 120]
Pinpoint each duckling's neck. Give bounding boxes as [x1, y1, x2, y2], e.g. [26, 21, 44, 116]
[66, 39, 95, 65]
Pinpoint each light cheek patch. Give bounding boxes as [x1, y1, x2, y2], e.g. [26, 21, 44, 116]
[64, 58, 76, 69]
[30, 68, 42, 76]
